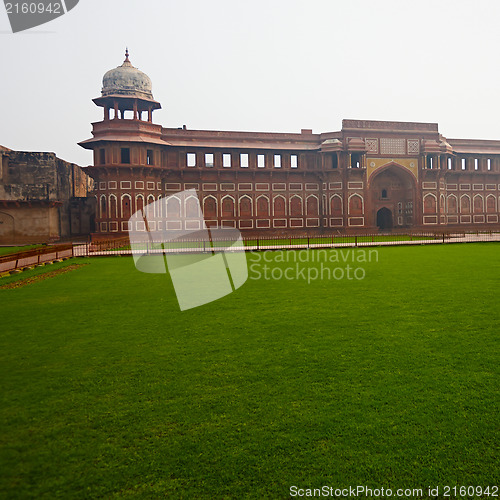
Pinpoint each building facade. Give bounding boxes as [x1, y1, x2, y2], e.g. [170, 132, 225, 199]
[0, 147, 95, 244]
[80, 52, 500, 235]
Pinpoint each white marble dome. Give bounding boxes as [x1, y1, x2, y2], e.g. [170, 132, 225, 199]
[102, 50, 154, 100]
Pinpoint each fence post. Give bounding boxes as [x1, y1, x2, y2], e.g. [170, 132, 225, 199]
[307, 237, 310, 249]
[442, 233, 445, 243]
[355, 235, 358, 247]
[257, 237, 259, 251]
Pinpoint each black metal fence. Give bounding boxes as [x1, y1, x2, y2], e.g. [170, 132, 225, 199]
[1, 231, 498, 273]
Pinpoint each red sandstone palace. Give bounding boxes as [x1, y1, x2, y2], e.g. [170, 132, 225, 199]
[79, 51, 500, 235]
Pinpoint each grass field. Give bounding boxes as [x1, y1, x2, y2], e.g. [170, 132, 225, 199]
[0, 244, 498, 499]
[0, 244, 45, 256]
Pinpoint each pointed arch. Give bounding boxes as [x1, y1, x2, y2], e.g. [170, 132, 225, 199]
[203, 195, 217, 218]
[460, 194, 471, 214]
[486, 194, 497, 213]
[256, 195, 270, 217]
[157, 194, 163, 218]
[185, 195, 201, 218]
[109, 194, 118, 219]
[473, 194, 484, 213]
[348, 193, 363, 215]
[306, 195, 319, 216]
[146, 194, 156, 217]
[423, 193, 437, 214]
[221, 195, 235, 217]
[447, 194, 457, 214]
[273, 195, 286, 217]
[121, 194, 132, 219]
[330, 194, 343, 216]
[167, 195, 181, 218]
[238, 195, 253, 217]
[100, 194, 107, 218]
[136, 194, 144, 214]
[290, 195, 303, 217]
[368, 161, 418, 186]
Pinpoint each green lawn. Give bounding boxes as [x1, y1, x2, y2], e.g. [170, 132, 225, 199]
[0, 244, 45, 256]
[0, 244, 498, 499]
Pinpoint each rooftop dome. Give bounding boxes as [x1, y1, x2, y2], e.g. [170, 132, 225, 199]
[102, 49, 155, 100]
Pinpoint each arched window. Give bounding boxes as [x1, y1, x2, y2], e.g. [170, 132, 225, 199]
[486, 195, 497, 213]
[473, 196, 484, 213]
[423, 195, 436, 214]
[136, 195, 144, 214]
[186, 196, 200, 218]
[239, 197, 252, 217]
[460, 196, 470, 214]
[331, 196, 342, 216]
[157, 195, 163, 218]
[203, 197, 217, 218]
[447, 195, 457, 214]
[273, 197, 286, 216]
[146, 195, 156, 218]
[122, 195, 132, 220]
[100, 195, 107, 218]
[349, 195, 363, 215]
[257, 196, 269, 217]
[167, 197, 181, 218]
[290, 196, 302, 216]
[222, 197, 235, 217]
[381, 189, 387, 199]
[306, 196, 319, 216]
[109, 195, 117, 219]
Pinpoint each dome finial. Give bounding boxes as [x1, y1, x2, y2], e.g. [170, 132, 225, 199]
[125, 47, 130, 63]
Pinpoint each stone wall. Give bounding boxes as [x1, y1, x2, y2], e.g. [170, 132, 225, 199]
[0, 149, 95, 244]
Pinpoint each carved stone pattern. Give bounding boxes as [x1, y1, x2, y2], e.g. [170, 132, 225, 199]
[380, 138, 405, 155]
[365, 139, 378, 153]
[407, 140, 419, 154]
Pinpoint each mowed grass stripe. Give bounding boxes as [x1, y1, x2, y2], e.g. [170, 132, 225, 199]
[0, 244, 498, 499]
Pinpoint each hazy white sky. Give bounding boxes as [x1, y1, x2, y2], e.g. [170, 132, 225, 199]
[1, 0, 500, 166]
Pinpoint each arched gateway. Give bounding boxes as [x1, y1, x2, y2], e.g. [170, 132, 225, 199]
[369, 164, 417, 230]
[376, 207, 393, 230]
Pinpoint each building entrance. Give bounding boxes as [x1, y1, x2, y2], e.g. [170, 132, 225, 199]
[377, 207, 393, 230]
